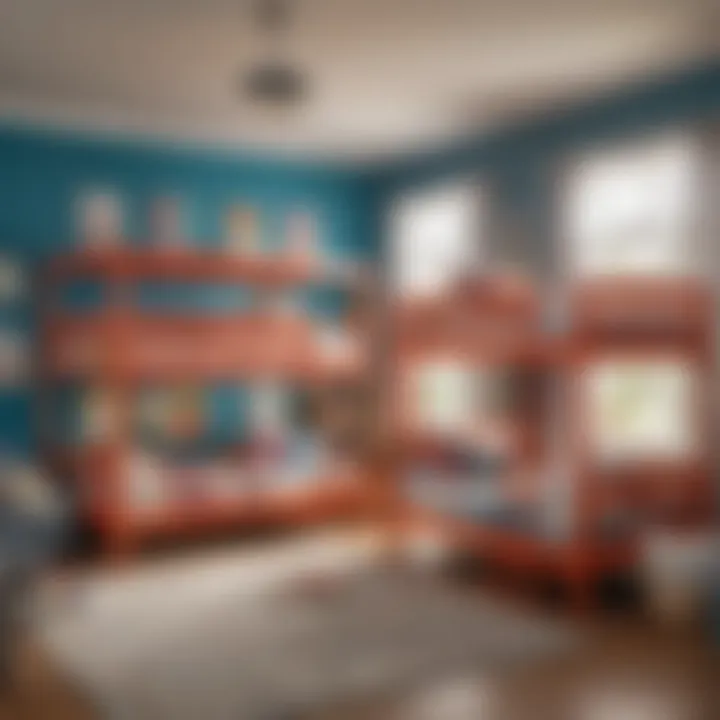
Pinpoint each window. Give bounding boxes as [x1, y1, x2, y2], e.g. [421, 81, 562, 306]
[391, 183, 482, 300]
[585, 360, 696, 464]
[564, 135, 697, 278]
[411, 360, 479, 435]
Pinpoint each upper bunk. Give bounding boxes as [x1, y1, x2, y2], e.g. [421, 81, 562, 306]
[567, 276, 713, 349]
[394, 272, 556, 366]
[40, 247, 373, 382]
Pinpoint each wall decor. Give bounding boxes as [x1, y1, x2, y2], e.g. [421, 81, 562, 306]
[76, 189, 124, 249]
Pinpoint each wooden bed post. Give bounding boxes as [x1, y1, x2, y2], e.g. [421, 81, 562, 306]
[103, 260, 134, 561]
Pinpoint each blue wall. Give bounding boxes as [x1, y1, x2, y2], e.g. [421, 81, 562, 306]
[0, 126, 381, 456]
[1, 61, 719, 458]
[0, 127, 379, 261]
[375, 61, 720, 278]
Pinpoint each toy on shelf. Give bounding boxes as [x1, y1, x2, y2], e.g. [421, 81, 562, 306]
[248, 384, 331, 496]
[77, 190, 124, 249]
[225, 205, 259, 256]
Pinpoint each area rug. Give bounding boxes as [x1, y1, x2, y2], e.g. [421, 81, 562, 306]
[38, 534, 579, 720]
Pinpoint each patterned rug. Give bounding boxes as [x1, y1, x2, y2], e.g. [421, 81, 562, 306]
[39, 534, 579, 720]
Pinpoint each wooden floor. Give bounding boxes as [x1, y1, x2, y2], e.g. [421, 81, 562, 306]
[312, 622, 720, 720]
[1, 536, 718, 720]
[0, 642, 94, 720]
[1, 619, 717, 720]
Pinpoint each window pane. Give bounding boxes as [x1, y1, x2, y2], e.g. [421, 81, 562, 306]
[392, 184, 481, 299]
[566, 136, 696, 277]
[412, 361, 478, 435]
[585, 360, 696, 463]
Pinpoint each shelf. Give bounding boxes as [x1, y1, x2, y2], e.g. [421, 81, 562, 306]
[44, 311, 367, 381]
[47, 248, 365, 288]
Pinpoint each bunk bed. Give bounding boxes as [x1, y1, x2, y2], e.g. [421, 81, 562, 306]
[39, 248, 373, 557]
[560, 277, 715, 607]
[392, 273, 714, 611]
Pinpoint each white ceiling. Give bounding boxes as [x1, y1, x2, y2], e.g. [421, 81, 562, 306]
[0, 0, 717, 162]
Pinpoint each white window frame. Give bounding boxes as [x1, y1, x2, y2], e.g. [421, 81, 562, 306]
[560, 132, 700, 281]
[389, 180, 484, 301]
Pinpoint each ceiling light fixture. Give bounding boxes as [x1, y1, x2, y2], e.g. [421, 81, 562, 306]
[242, 0, 308, 106]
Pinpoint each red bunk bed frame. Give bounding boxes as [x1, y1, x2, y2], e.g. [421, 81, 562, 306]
[40, 248, 372, 557]
[392, 275, 714, 612]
